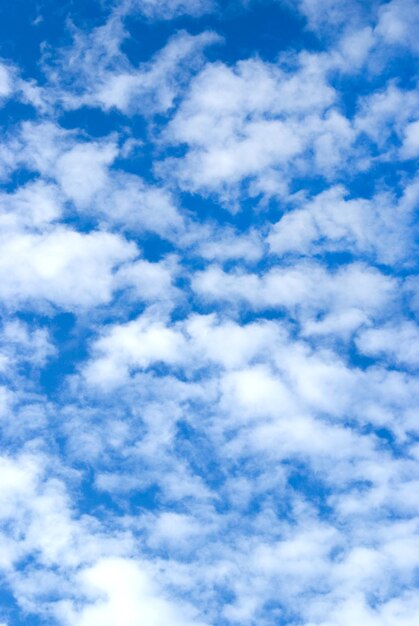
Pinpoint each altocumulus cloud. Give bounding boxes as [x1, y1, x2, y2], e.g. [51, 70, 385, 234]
[0, 0, 418, 625]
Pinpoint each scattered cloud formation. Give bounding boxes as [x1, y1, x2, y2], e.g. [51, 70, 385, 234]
[0, 1, 418, 625]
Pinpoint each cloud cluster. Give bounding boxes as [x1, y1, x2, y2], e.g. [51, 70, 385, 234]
[0, 0, 418, 625]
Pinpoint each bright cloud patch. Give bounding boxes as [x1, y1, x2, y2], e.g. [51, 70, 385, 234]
[0, 1, 418, 626]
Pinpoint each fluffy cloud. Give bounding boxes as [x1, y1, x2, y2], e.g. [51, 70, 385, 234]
[401, 119, 419, 159]
[0, 227, 137, 309]
[268, 185, 414, 264]
[191, 262, 395, 320]
[60, 557, 208, 626]
[0, 1, 418, 626]
[375, 0, 419, 53]
[160, 55, 346, 196]
[356, 321, 419, 367]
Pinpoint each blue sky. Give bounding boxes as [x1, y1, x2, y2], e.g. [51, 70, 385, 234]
[0, 1, 418, 625]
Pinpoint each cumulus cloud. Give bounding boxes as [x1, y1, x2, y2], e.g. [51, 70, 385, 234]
[159, 55, 347, 197]
[356, 321, 419, 367]
[375, 0, 419, 54]
[0, 227, 137, 309]
[60, 557, 207, 626]
[191, 262, 396, 319]
[401, 119, 419, 159]
[0, 1, 418, 626]
[267, 184, 414, 264]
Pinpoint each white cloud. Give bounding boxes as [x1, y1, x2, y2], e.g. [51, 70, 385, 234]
[304, 592, 419, 626]
[191, 262, 395, 319]
[14, 123, 118, 210]
[46, 18, 219, 115]
[375, 0, 419, 54]
[92, 172, 183, 238]
[82, 313, 289, 388]
[116, 256, 180, 304]
[60, 557, 208, 626]
[8, 122, 183, 237]
[83, 311, 187, 388]
[0, 451, 89, 570]
[289, 0, 368, 33]
[193, 227, 264, 262]
[0, 180, 63, 228]
[400, 119, 419, 159]
[356, 321, 419, 367]
[219, 364, 297, 423]
[144, 511, 208, 550]
[301, 308, 370, 339]
[0, 319, 55, 369]
[268, 185, 413, 264]
[90, 30, 220, 115]
[185, 314, 285, 369]
[160, 55, 347, 197]
[355, 82, 419, 150]
[0, 227, 137, 309]
[54, 142, 118, 208]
